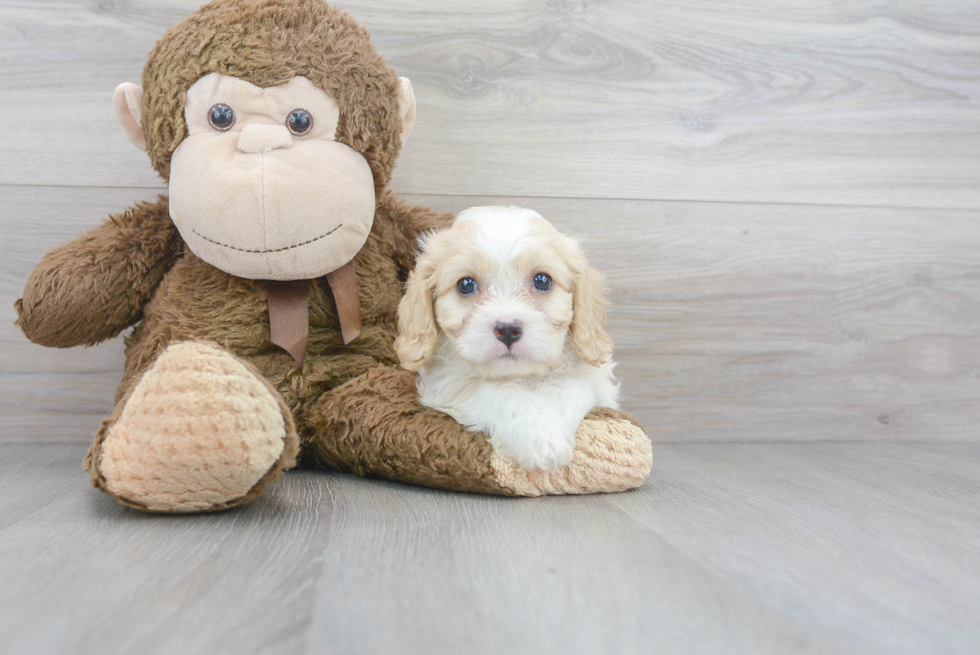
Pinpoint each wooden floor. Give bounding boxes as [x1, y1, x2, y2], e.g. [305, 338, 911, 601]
[1, 441, 978, 655]
[1, 0, 979, 653]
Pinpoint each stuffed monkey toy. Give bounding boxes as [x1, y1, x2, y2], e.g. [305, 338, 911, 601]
[15, 0, 652, 512]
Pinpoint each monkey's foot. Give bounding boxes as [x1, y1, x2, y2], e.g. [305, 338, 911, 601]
[490, 408, 652, 496]
[95, 342, 298, 513]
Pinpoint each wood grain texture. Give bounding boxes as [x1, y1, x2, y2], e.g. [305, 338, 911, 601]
[0, 0, 978, 207]
[0, 441, 977, 654]
[2, 3, 977, 653]
[4, 186, 978, 443]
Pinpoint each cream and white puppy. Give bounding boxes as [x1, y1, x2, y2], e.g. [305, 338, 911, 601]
[395, 206, 619, 471]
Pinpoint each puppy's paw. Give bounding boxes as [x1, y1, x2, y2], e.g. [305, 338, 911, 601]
[513, 433, 575, 472]
[491, 408, 653, 496]
[490, 419, 576, 472]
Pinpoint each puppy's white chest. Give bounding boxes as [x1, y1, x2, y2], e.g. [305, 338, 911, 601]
[417, 366, 612, 471]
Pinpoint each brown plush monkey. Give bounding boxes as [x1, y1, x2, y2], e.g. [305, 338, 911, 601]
[15, 0, 652, 513]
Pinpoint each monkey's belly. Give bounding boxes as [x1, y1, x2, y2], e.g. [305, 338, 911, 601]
[134, 253, 274, 351]
[123, 250, 399, 397]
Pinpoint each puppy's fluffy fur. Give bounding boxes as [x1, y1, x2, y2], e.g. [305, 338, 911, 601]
[395, 206, 619, 471]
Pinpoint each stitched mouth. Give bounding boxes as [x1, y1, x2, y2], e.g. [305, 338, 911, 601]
[190, 224, 343, 254]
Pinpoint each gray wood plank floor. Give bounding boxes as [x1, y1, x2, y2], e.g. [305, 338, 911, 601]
[0, 441, 977, 655]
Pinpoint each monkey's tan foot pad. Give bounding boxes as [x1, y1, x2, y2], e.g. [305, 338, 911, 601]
[491, 410, 653, 496]
[98, 342, 298, 513]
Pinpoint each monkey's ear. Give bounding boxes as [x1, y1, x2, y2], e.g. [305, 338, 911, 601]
[113, 82, 146, 151]
[396, 77, 417, 147]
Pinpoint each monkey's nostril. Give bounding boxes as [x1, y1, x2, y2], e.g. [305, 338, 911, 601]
[494, 322, 522, 347]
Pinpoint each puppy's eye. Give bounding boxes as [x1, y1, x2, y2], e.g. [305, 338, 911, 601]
[456, 277, 478, 295]
[532, 273, 553, 291]
[286, 109, 313, 135]
[208, 104, 236, 131]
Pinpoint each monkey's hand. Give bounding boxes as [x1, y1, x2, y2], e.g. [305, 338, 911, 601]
[16, 196, 180, 348]
[304, 365, 653, 496]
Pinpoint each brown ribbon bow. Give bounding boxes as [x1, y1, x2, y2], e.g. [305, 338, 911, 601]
[266, 261, 362, 366]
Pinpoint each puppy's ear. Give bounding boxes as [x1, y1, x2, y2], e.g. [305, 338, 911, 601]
[571, 264, 615, 367]
[395, 257, 438, 372]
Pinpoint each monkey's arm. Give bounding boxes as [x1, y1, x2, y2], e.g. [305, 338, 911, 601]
[16, 196, 181, 348]
[304, 365, 653, 496]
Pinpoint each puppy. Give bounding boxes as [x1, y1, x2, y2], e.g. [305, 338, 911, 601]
[395, 206, 620, 471]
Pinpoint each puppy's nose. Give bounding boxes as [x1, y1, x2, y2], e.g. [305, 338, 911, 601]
[494, 322, 522, 347]
[236, 124, 293, 154]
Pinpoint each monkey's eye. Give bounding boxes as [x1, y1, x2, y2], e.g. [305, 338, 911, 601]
[532, 273, 553, 291]
[208, 104, 236, 131]
[286, 109, 313, 136]
[456, 277, 478, 296]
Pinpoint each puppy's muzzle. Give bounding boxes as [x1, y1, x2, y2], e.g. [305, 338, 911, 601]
[494, 321, 522, 347]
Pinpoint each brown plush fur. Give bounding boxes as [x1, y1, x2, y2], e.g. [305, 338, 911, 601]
[304, 365, 509, 494]
[17, 0, 650, 510]
[16, 198, 181, 348]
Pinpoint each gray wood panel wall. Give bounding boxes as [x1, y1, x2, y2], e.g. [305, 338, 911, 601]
[2, 0, 978, 444]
